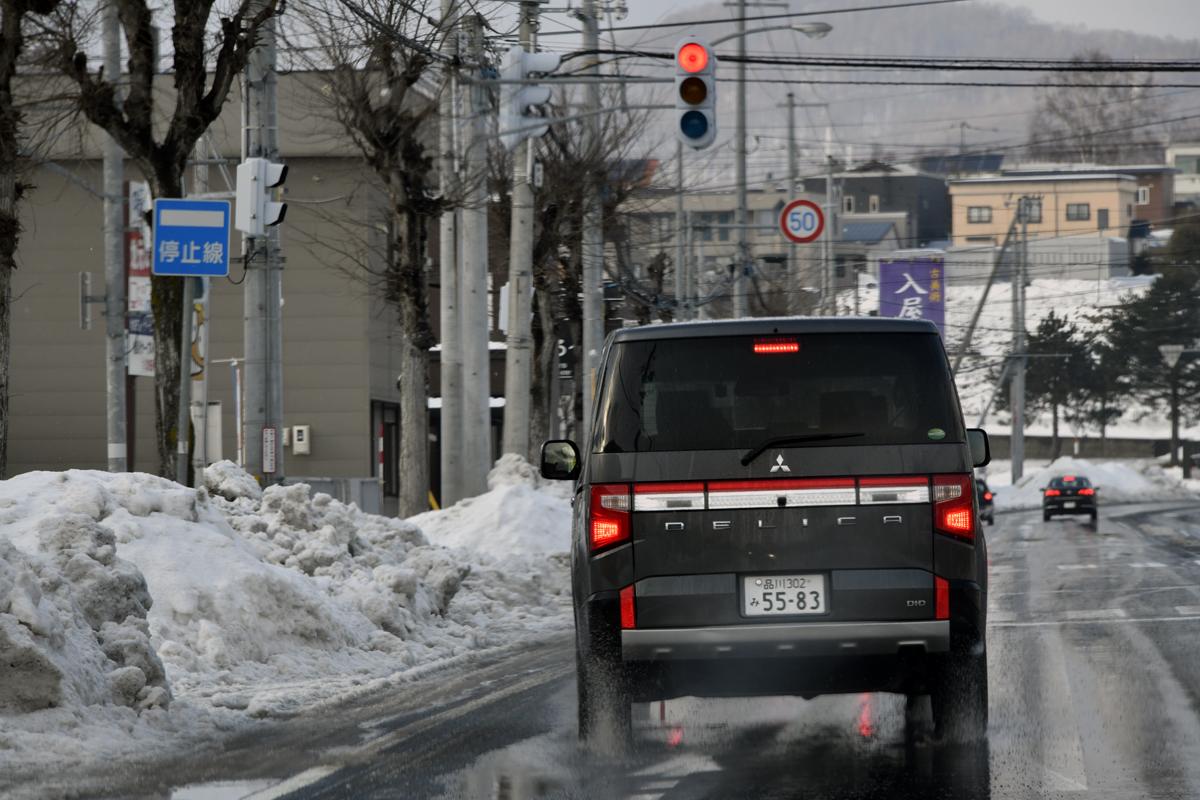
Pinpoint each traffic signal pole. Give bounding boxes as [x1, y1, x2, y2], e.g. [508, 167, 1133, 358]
[501, 2, 538, 460]
[733, 0, 749, 319]
[242, 1, 284, 484]
[580, 0, 603, 447]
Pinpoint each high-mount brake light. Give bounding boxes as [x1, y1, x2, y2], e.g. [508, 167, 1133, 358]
[933, 474, 974, 542]
[753, 337, 800, 355]
[589, 484, 631, 551]
[1063, 475, 1076, 482]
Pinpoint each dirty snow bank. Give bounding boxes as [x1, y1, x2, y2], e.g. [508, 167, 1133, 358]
[991, 458, 1198, 510]
[412, 453, 572, 556]
[0, 459, 572, 782]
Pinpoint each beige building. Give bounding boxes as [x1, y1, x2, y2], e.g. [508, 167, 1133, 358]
[948, 173, 1139, 247]
[8, 73, 432, 505]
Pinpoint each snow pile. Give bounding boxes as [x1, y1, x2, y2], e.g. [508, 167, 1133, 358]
[992, 457, 1197, 510]
[412, 454, 572, 557]
[0, 460, 572, 776]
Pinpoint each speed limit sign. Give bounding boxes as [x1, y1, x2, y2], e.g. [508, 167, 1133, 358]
[780, 199, 825, 244]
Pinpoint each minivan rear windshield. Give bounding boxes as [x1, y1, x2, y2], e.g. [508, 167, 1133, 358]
[594, 333, 964, 454]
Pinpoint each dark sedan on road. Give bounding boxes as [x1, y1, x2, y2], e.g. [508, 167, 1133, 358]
[1042, 475, 1097, 523]
[975, 479, 994, 526]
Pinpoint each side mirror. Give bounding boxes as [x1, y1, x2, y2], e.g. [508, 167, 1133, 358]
[540, 439, 581, 481]
[966, 428, 991, 468]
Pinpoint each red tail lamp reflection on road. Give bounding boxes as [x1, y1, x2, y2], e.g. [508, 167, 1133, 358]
[857, 693, 875, 738]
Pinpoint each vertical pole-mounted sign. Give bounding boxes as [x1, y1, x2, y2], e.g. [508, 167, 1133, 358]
[878, 254, 946, 337]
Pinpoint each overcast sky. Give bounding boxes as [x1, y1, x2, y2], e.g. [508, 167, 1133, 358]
[617, 0, 1200, 41]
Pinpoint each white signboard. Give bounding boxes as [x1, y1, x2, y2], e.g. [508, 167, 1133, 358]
[262, 427, 277, 474]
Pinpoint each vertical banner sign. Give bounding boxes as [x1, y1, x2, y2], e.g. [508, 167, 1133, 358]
[127, 182, 155, 377]
[878, 255, 946, 337]
[262, 427, 277, 474]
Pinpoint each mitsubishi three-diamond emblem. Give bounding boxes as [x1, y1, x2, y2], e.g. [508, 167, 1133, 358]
[770, 454, 791, 473]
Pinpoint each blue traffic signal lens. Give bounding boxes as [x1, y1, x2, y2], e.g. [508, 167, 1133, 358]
[680, 110, 708, 139]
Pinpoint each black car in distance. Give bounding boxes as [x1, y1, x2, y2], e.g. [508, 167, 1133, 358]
[1042, 474, 1098, 523]
[540, 318, 993, 749]
[975, 479, 995, 526]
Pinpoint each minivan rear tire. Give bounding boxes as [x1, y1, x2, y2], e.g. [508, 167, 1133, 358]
[931, 651, 988, 743]
[576, 645, 632, 753]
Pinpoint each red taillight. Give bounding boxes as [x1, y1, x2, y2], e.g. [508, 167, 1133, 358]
[590, 484, 631, 551]
[1044, 488, 1061, 497]
[935, 576, 949, 620]
[620, 585, 636, 629]
[753, 337, 800, 354]
[933, 474, 974, 542]
[1078, 488, 1095, 496]
[983, 491, 993, 501]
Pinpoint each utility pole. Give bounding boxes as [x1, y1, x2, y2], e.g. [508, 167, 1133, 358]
[242, 0, 284, 484]
[461, 14, 491, 496]
[438, 0, 463, 505]
[102, 0, 127, 472]
[733, 0, 749, 319]
[675, 140, 686, 321]
[823, 153, 836, 315]
[1010, 196, 1029, 484]
[191, 141, 210, 483]
[785, 92, 798, 315]
[501, 1, 538, 460]
[580, 0, 603, 446]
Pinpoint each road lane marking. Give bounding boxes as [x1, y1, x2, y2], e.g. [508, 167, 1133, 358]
[988, 610, 1018, 623]
[993, 615, 1200, 628]
[1176, 606, 1200, 615]
[245, 767, 339, 800]
[1064, 609, 1128, 621]
[1128, 562, 1168, 568]
[1040, 627, 1090, 791]
[1057, 564, 1099, 571]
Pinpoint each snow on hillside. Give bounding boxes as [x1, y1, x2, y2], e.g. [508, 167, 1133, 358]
[0, 460, 572, 781]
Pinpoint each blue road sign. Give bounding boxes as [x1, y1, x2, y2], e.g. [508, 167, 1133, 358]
[152, 198, 231, 277]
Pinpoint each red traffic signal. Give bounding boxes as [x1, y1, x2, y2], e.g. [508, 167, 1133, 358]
[675, 37, 717, 150]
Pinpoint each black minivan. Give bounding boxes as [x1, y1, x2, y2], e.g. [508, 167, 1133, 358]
[540, 319, 992, 744]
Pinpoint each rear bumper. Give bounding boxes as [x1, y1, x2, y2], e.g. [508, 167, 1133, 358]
[621, 619, 950, 661]
[1044, 500, 1096, 514]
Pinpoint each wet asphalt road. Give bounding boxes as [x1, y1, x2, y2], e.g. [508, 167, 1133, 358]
[60, 501, 1200, 799]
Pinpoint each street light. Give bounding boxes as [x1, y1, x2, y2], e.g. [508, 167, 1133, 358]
[713, 18, 833, 318]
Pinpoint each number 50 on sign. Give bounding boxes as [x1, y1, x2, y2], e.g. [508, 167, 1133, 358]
[780, 198, 825, 244]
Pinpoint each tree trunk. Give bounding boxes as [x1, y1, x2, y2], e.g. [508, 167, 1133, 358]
[529, 283, 555, 461]
[1051, 403, 1060, 458]
[0, 94, 18, 479]
[1170, 376, 1181, 467]
[393, 207, 433, 517]
[150, 274, 184, 480]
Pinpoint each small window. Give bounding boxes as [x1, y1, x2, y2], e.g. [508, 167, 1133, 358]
[843, 195, 856, 214]
[868, 194, 880, 213]
[1098, 208, 1109, 231]
[1137, 186, 1151, 206]
[1066, 203, 1091, 221]
[717, 211, 732, 242]
[967, 206, 992, 224]
[966, 236, 994, 244]
[1020, 198, 1043, 224]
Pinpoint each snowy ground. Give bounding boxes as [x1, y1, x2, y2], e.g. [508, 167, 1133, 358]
[0, 456, 572, 790]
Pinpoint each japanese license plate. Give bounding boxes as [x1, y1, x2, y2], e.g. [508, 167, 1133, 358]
[742, 574, 827, 616]
[1064, 501, 1076, 509]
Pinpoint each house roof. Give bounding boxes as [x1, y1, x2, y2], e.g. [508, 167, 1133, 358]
[840, 220, 896, 244]
[950, 173, 1137, 185]
[919, 154, 1006, 175]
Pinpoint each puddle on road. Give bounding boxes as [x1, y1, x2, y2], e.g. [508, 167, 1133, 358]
[170, 779, 274, 800]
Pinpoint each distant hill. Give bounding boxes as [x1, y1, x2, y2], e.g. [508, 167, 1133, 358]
[612, 1, 1200, 183]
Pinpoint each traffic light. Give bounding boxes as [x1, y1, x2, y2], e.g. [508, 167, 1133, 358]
[675, 37, 717, 150]
[235, 157, 288, 237]
[499, 46, 562, 151]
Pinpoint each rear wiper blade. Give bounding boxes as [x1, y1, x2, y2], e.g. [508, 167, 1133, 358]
[740, 433, 865, 466]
